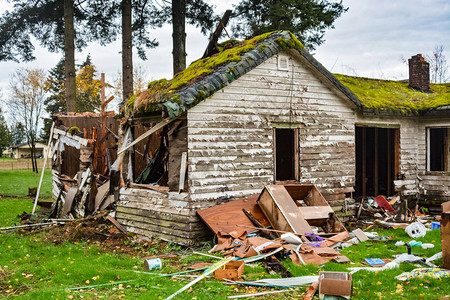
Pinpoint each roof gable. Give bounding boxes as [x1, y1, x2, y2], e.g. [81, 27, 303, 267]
[123, 31, 361, 119]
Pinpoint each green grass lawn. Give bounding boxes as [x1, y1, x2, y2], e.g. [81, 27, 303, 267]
[0, 169, 448, 299]
[0, 198, 36, 227]
[0, 169, 52, 197]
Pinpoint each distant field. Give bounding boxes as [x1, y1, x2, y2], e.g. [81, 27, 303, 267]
[0, 169, 52, 197]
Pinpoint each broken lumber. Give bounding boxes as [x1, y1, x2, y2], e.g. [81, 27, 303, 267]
[118, 118, 176, 155]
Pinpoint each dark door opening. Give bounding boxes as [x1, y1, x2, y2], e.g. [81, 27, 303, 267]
[274, 128, 298, 181]
[355, 126, 400, 198]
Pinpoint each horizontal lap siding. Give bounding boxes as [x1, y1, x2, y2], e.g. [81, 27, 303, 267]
[188, 52, 356, 213]
[418, 120, 450, 203]
[116, 188, 210, 246]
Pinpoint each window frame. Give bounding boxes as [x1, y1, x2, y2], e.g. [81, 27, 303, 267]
[426, 127, 449, 172]
[273, 126, 299, 182]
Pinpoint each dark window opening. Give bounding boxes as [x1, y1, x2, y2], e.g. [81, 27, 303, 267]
[428, 127, 448, 171]
[274, 128, 298, 181]
[355, 126, 400, 198]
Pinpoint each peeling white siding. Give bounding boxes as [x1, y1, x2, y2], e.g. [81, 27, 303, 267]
[187, 51, 356, 211]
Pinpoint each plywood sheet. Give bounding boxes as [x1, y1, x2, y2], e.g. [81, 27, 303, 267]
[298, 206, 333, 220]
[258, 185, 312, 234]
[197, 194, 270, 235]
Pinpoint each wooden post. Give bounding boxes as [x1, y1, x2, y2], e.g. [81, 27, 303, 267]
[100, 73, 106, 174]
[32, 122, 55, 214]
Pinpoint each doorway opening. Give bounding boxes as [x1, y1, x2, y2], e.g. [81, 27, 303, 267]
[355, 126, 400, 198]
[274, 128, 298, 181]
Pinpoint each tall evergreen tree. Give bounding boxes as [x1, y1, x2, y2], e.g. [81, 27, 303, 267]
[232, 0, 347, 50]
[0, 0, 119, 111]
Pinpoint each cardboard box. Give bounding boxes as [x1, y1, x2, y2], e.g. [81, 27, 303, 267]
[214, 260, 245, 281]
[318, 271, 352, 299]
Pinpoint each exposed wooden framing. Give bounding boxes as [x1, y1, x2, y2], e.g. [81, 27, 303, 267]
[374, 127, 379, 196]
[118, 118, 176, 155]
[394, 128, 400, 177]
[427, 127, 431, 171]
[387, 129, 392, 195]
[444, 128, 448, 171]
[53, 128, 89, 146]
[362, 127, 367, 199]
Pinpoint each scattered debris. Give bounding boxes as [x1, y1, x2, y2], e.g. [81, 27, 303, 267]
[395, 268, 450, 281]
[227, 289, 294, 299]
[165, 256, 234, 300]
[144, 258, 162, 271]
[214, 260, 245, 281]
[364, 258, 385, 266]
[318, 271, 352, 299]
[405, 222, 427, 238]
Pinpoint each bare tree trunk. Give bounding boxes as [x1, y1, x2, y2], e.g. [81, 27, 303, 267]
[122, 0, 133, 102]
[64, 0, 76, 112]
[172, 0, 186, 75]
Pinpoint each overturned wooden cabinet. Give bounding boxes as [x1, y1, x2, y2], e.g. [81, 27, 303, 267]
[257, 184, 347, 235]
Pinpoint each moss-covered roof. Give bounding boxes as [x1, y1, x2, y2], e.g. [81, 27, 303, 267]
[122, 31, 304, 118]
[335, 74, 450, 113]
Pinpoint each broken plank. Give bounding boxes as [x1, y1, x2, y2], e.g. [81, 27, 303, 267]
[53, 128, 89, 146]
[179, 152, 187, 192]
[118, 118, 176, 154]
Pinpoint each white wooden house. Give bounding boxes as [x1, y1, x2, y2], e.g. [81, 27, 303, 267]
[114, 31, 450, 246]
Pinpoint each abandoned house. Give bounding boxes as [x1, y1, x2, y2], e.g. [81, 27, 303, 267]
[49, 112, 119, 218]
[82, 31, 449, 246]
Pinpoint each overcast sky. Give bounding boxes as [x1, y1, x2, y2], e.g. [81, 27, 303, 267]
[0, 0, 449, 100]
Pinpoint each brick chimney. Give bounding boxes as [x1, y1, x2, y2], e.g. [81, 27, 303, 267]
[408, 54, 430, 92]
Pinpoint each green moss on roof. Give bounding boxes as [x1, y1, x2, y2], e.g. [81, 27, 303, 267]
[122, 31, 304, 116]
[335, 74, 450, 111]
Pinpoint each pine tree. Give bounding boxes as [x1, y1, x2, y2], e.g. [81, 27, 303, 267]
[232, 0, 347, 50]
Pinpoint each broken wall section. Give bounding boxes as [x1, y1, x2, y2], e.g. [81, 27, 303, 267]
[50, 112, 119, 219]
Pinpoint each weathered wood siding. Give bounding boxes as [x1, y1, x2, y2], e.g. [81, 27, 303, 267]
[418, 118, 450, 203]
[355, 115, 420, 196]
[116, 188, 211, 246]
[355, 114, 450, 203]
[187, 51, 357, 214]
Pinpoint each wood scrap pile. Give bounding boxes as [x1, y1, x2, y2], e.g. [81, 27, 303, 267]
[198, 184, 353, 270]
[47, 113, 119, 219]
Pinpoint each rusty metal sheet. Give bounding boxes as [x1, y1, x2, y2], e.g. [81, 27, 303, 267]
[197, 194, 270, 235]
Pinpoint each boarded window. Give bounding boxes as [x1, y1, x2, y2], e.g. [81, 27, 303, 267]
[274, 128, 298, 181]
[428, 127, 449, 171]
